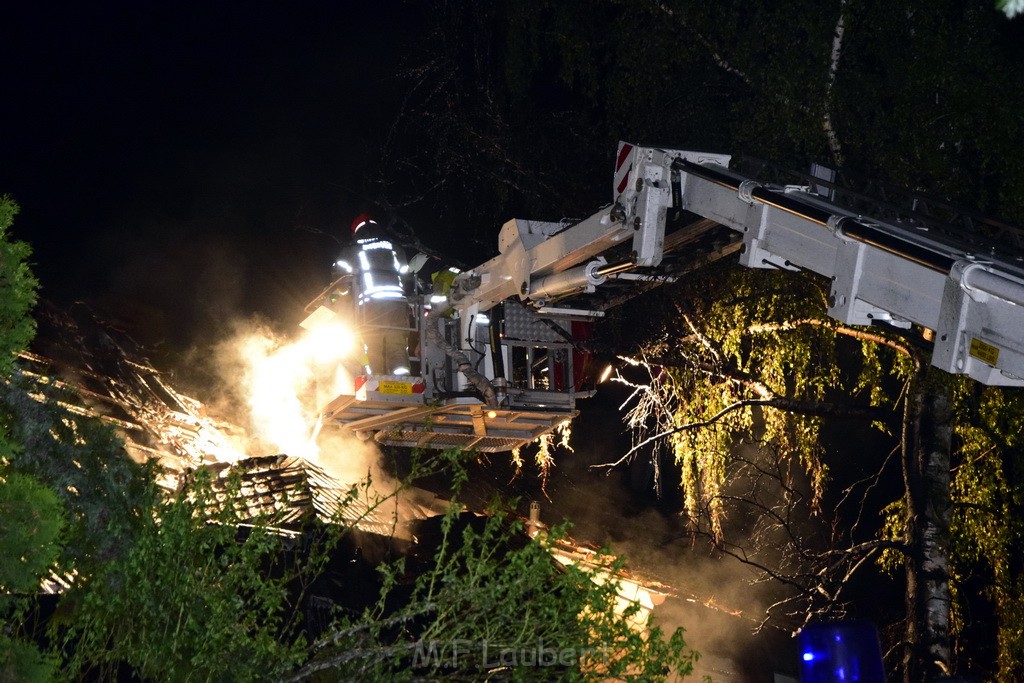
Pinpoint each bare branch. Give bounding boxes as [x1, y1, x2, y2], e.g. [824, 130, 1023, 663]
[679, 306, 722, 363]
[593, 397, 889, 471]
[745, 318, 916, 357]
[648, 0, 814, 118]
[839, 445, 899, 539]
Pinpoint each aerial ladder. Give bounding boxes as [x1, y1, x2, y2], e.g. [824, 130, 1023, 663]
[303, 143, 1024, 452]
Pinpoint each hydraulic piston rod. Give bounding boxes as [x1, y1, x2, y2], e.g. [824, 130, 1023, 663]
[529, 259, 612, 301]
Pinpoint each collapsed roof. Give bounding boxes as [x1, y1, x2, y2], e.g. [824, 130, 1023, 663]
[21, 301, 247, 474]
[18, 301, 447, 536]
[18, 303, 728, 637]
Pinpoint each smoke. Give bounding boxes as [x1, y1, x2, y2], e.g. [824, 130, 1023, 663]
[200, 317, 404, 498]
[567, 479, 798, 678]
[533, 389, 802, 677]
[184, 312, 797, 672]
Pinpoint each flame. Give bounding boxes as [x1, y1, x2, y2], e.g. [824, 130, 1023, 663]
[235, 322, 355, 460]
[304, 321, 356, 365]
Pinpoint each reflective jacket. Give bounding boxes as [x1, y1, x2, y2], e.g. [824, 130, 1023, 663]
[333, 225, 407, 306]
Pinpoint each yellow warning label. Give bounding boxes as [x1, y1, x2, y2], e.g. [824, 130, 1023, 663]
[969, 338, 1000, 366]
[378, 381, 413, 395]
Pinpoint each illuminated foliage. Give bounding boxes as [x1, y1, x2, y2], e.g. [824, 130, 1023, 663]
[295, 453, 697, 681]
[948, 384, 1024, 679]
[0, 196, 36, 379]
[621, 265, 909, 542]
[56, 469, 310, 682]
[634, 261, 1024, 679]
[510, 419, 573, 484]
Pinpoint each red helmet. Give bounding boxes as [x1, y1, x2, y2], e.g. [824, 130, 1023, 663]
[351, 213, 378, 235]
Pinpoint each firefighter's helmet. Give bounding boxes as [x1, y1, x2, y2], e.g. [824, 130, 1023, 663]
[351, 213, 378, 235]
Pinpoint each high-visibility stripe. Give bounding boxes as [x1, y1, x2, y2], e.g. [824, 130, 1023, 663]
[615, 142, 634, 195]
[616, 142, 633, 171]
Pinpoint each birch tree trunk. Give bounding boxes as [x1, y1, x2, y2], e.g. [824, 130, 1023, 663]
[903, 366, 953, 681]
[822, 0, 847, 167]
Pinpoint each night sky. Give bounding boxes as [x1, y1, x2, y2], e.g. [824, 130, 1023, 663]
[3, 2, 429, 358]
[9, 7, 1024, 674]
[2, 1, 662, 514]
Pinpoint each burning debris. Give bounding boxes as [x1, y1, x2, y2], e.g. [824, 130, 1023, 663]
[19, 302, 446, 535]
[192, 455, 447, 541]
[16, 301, 696, 660]
[20, 302, 248, 479]
[523, 500, 673, 632]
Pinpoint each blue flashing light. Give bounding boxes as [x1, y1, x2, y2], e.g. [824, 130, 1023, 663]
[798, 621, 885, 683]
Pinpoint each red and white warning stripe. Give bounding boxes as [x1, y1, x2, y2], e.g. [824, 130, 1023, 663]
[614, 141, 635, 197]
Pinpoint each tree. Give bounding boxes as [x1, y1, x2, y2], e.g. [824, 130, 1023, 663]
[0, 472, 64, 682]
[52, 468, 311, 681]
[600, 258, 1023, 680]
[0, 195, 60, 681]
[289, 456, 697, 681]
[386, 2, 1024, 678]
[604, 267, 909, 587]
[946, 383, 1024, 677]
[0, 196, 36, 377]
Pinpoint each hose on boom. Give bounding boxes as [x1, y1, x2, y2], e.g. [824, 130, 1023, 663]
[425, 303, 499, 408]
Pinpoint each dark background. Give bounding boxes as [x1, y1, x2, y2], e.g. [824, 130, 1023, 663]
[1, 0, 694, 594]
[2, 2, 432, 358]
[6, 3, 1024, 674]
[1, 0, 670, 536]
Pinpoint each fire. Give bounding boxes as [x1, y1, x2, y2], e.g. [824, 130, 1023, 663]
[304, 321, 356, 365]
[235, 321, 356, 461]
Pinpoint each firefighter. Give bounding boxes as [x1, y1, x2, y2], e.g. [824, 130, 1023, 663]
[333, 214, 411, 376]
[408, 252, 461, 305]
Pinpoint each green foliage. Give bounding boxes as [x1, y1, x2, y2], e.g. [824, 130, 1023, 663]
[0, 374, 155, 573]
[0, 206, 66, 681]
[0, 471, 65, 594]
[877, 498, 907, 575]
[630, 265, 907, 539]
[948, 383, 1024, 680]
[0, 472, 64, 683]
[0, 196, 37, 379]
[0, 634, 58, 683]
[55, 468, 309, 682]
[419, 515, 692, 680]
[300, 487, 697, 681]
